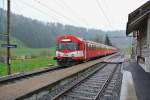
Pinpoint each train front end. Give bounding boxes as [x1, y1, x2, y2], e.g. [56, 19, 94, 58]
[54, 35, 85, 66]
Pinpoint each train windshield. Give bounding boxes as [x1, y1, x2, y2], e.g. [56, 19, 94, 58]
[57, 43, 78, 50]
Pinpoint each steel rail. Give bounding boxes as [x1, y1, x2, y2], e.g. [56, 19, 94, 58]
[15, 53, 119, 100]
[52, 63, 119, 100]
[94, 64, 119, 100]
[0, 53, 118, 84]
[51, 63, 108, 100]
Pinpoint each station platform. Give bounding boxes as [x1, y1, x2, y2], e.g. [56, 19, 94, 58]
[120, 70, 137, 100]
[121, 60, 150, 100]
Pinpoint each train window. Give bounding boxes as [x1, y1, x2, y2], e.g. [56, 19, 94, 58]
[89, 44, 92, 50]
[77, 43, 80, 50]
[76, 43, 79, 50]
[76, 43, 80, 50]
[90, 44, 92, 50]
[88, 44, 90, 50]
[57, 43, 66, 50]
[57, 42, 79, 50]
[87, 43, 90, 50]
[93, 45, 95, 50]
[87, 43, 89, 50]
[67, 43, 74, 50]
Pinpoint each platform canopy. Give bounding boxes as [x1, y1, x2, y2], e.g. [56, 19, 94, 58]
[126, 1, 150, 35]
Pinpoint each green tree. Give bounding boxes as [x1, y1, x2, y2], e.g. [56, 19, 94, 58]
[105, 34, 112, 46]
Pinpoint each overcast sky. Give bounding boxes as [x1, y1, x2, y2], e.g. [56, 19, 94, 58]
[0, 0, 149, 31]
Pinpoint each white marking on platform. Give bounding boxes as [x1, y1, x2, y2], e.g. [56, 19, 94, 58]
[120, 71, 137, 100]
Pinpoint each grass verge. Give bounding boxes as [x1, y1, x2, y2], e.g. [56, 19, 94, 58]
[0, 48, 56, 76]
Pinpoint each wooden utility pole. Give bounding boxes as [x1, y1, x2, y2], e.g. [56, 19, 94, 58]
[6, 0, 11, 75]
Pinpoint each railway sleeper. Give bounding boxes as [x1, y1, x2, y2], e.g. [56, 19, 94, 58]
[72, 87, 99, 93]
[104, 89, 113, 94]
[92, 72, 105, 76]
[86, 79, 106, 82]
[83, 82, 104, 86]
[102, 94, 113, 100]
[79, 84, 102, 89]
[106, 85, 115, 90]
[85, 79, 105, 83]
[66, 91, 96, 98]
[62, 94, 93, 100]
[88, 77, 109, 80]
[72, 90, 98, 95]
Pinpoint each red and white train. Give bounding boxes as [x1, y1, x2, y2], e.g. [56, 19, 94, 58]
[54, 34, 117, 66]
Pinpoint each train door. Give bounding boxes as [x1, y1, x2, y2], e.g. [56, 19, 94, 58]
[82, 42, 88, 61]
[84, 42, 87, 60]
[85, 42, 90, 60]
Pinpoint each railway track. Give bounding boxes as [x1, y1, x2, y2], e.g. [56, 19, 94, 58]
[16, 62, 121, 99]
[0, 54, 117, 84]
[0, 53, 122, 100]
[27, 58, 122, 100]
[50, 64, 120, 100]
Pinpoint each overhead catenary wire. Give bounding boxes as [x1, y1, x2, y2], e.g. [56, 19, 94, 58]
[58, 0, 90, 26]
[13, 1, 23, 16]
[17, 0, 61, 23]
[33, 0, 82, 26]
[96, 0, 113, 29]
[101, 0, 120, 30]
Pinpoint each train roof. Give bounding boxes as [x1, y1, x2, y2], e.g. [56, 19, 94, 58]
[56, 34, 85, 43]
[86, 40, 116, 49]
[56, 34, 116, 49]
